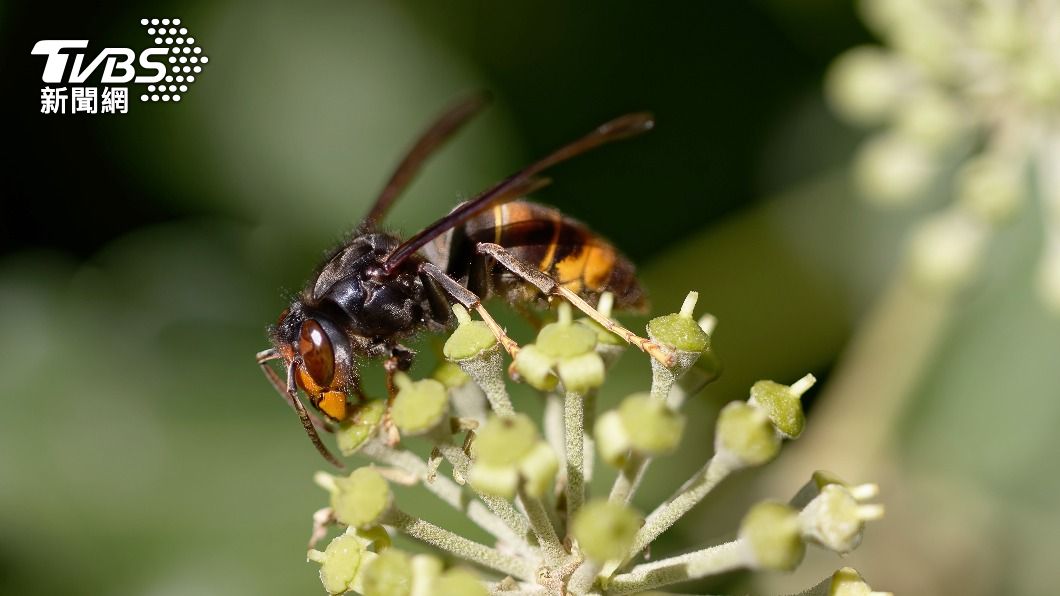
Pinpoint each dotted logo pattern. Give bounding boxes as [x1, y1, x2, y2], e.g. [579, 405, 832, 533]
[138, 18, 208, 102]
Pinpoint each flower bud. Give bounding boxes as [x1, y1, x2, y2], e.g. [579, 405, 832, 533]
[431, 360, 470, 389]
[330, 467, 393, 529]
[555, 351, 606, 394]
[336, 399, 386, 456]
[443, 305, 498, 361]
[434, 568, 487, 596]
[518, 441, 560, 498]
[391, 374, 449, 436]
[739, 501, 805, 571]
[511, 344, 559, 391]
[646, 291, 710, 354]
[472, 414, 537, 467]
[361, 549, 413, 596]
[571, 499, 643, 562]
[853, 133, 935, 207]
[409, 555, 443, 596]
[715, 402, 781, 468]
[594, 409, 632, 467]
[828, 566, 893, 596]
[619, 393, 685, 454]
[308, 532, 367, 595]
[894, 88, 965, 151]
[825, 46, 907, 126]
[908, 210, 987, 290]
[747, 375, 814, 439]
[956, 154, 1025, 223]
[796, 475, 884, 554]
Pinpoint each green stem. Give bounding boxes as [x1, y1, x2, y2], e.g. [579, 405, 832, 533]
[360, 440, 524, 550]
[565, 391, 586, 519]
[385, 510, 536, 581]
[517, 486, 568, 566]
[605, 540, 748, 595]
[623, 456, 732, 568]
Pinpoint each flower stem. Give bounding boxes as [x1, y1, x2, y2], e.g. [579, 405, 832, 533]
[517, 485, 568, 566]
[624, 456, 732, 567]
[384, 509, 536, 581]
[360, 440, 530, 553]
[564, 390, 586, 518]
[427, 433, 534, 546]
[605, 540, 748, 595]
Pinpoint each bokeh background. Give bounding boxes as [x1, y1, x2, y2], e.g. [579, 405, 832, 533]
[3, 1, 1058, 594]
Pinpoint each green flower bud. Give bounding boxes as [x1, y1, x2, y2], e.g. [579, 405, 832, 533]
[336, 400, 386, 456]
[512, 344, 558, 391]
[747, 375, 814, 439]
[715, 402, 781, 467]
[434, 568, 487, 596]
[309, 533, 366, 595]
[594, 409, 632, 467]
[517, 441, 559, 498]
[443, 305, 498, 361]
[619, 393, 685, 455]
[468, 462, 519, 498]
[740, 501, 805, 571]
[536, 315, 598, 358]
[908, 210, 986, 290]
[431, 361, 470, 389]
[555, 351, 606, 394]
[825, 46, 907, 126]
[646, 292, 709, 354]
[409, 554, 443, 596]
[331, 467, 393, 529]
[894, 88, 965, 151]
[391, 374, 449, 435]
[956, 154, 1025, 223]
[799, 483, 884, 554]
[571, 500, 643, 562]
[361, 549, 413, 596]
[853, 133, 935, 207]
[472, 414, 538, 467]
[828, 567, 892, 596]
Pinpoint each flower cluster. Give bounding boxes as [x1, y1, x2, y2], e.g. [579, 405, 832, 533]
[826, 0, 1060, 306]
[304, 292, 887, 595]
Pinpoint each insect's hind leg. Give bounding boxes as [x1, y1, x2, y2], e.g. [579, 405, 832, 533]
[419, 262, 521, 357]
[473, 242, 676, 367]
[256, 348, 344, 468]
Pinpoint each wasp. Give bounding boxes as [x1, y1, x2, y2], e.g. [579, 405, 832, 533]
[256, 95, 674, 467]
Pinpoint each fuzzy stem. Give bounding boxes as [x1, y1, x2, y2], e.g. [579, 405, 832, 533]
[565, 390, 586, 519]
[605, 540, 748, 595]
[359, 440, 526, 550]
[459, 347, 516, 416]
[517, 486, 568, 566]
[385, 510, 536, 581]
[625, 456, 732, 566]
[428, 432, 534, 545]
[544, 392, 566, 479]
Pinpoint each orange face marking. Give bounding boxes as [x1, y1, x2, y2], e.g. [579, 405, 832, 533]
[318, 390, 349, 421]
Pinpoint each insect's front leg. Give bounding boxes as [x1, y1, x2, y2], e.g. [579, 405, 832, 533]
[473, 242, 676, 367]
[256, 348, 343, 468]
[419, 262, 521, 357]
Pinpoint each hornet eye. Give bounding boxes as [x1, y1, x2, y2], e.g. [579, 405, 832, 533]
[298, 319, 335, 386]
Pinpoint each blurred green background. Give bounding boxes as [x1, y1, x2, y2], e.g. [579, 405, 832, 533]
[3, 1, 1058, 595]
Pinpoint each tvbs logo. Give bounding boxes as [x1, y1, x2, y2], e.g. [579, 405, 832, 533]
[33, 18, 207, 114]
[32, 40, 168, 84]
